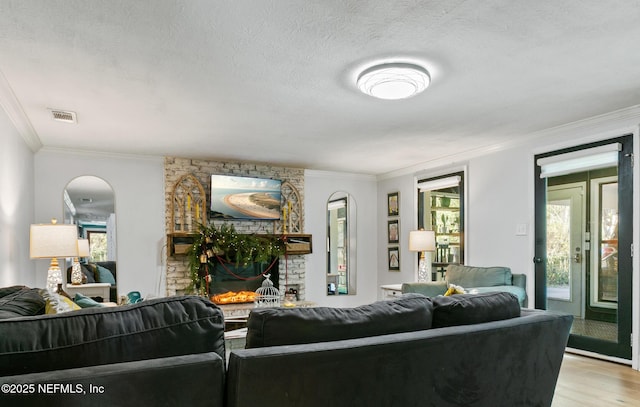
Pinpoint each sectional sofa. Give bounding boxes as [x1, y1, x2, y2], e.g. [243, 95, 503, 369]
[0, 286, 572, 406]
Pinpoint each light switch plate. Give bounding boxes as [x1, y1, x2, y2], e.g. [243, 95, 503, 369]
[516, 223, 528, 236]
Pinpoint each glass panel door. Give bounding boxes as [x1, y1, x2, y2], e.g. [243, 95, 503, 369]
[547, 184, 584, 318]
[591, 178, 619, 310]
[534, 135, 632, 359]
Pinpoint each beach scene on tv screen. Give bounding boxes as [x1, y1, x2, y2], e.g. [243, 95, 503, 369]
[210, 175, 281, 220]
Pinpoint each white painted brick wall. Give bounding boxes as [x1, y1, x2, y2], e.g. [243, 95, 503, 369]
[164, 157, 306, 299]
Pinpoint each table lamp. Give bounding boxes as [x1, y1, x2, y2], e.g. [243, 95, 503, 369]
[30, 219, 79, 292]
[70, 238, 91, 285]
[409, 229, 436, 282]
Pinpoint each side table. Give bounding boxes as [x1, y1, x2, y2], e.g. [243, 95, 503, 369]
[380, 284, 403, 300]
[65, 283, 111, 301]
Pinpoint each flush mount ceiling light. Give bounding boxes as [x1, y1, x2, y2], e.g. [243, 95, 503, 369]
[356, 62, 431, 100]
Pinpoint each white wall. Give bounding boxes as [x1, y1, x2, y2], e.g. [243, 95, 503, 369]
[466, 146, 534, 272]
[0, 109, 35, 287]
[305, 170, 378, 307]
[34, 150, 165, 299]
[377, 173, 421, 288]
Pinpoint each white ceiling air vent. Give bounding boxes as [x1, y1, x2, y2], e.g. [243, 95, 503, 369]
[50, 109, 77, 124]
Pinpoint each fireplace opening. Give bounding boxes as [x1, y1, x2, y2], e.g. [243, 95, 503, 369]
[207, 259, 279, 305]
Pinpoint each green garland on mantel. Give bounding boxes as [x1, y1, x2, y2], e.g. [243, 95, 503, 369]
[187, 223, 286, 295]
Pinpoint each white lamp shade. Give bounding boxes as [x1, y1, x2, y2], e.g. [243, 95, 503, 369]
[409, 230, 436, 252]
[77, 239, 90, 257]
[30, 223, 79, 258]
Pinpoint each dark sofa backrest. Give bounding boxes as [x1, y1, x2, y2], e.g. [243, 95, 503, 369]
[245, 294, 433, 348]
[0, 296, 225, 376]
[227, 310, 573, 407]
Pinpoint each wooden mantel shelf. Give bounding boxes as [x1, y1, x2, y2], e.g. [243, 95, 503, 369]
[279, 234, 313, 255]
[167, 232, 312, 256]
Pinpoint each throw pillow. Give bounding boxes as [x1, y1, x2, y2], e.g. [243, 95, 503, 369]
[246, 293, 433, 348]
[80, 264, 96, 283]
[432, 292, 520, 328]
[444, 284, 465, 296]
[74, 293, 105, 308]
[41, 290, 81, 314]
[96, 265, 116, 285]
[0, 285, 28, 298]
[0, 287, 46, 319]
[84, 263, 99, 281]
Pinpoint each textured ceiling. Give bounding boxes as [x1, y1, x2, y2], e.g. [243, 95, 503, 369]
[1, 1, 640, 175]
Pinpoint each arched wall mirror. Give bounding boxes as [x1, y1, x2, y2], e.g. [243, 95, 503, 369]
[327, 191, 356, 295]
[63, 176, 117, 302]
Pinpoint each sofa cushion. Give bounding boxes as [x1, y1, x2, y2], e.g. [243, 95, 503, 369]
[96, 265, 116, 285]
[0, 295, 225, 376]
[446, 265, 512, 287]
[466, 285, 527, 306]
[432, 292, 520, 328]
[0, 285, 29, 298]
[0, 287, 46, 319]
[42, 290, 81, 314]
[80, 264, 96, 283]
[73, 293, 105, 308]
[246, 293, 433, 348]
[401, 281, 448, 297]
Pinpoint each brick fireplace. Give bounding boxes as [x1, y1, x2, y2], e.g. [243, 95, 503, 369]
[163, 157, 306, 300]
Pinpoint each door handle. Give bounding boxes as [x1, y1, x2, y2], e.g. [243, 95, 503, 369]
[533, 257, 543, 264]
[573, 253, 581, 263]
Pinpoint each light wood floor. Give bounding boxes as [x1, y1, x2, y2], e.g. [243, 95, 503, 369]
[552, 353, 640, 406]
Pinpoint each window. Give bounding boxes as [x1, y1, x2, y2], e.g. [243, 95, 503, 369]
[417, 172, 465, 280]
[87, 231, 107, 262]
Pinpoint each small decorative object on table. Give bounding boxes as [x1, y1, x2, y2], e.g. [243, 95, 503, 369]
[254, 274, 280, 308]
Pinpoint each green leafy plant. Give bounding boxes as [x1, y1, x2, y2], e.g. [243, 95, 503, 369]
[187, 223, 286, 294]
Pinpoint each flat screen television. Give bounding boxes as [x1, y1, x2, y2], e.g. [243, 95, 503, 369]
[210, 175, 282, 220]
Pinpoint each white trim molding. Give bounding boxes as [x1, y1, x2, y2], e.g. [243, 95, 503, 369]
[0, 69, 41, 152]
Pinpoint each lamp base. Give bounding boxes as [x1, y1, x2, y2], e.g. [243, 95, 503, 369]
[46, 258, 63, 292]
[417, 256, 428, 282]
[71, 257, 83, 285]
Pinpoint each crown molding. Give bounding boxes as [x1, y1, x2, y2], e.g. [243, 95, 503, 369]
[305, 169, 376, 182]
[378, 104, 640, 181]
[39, 146, 164, 162]
[0, 69, 42, 152]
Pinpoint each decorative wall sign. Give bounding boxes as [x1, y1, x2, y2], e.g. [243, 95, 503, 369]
[170, 174, 206, 233]
[388, 247, 400, 271]
[387, 192, 399, 217]
[388, 219, 399, 244]
[274, 181, 302, 234]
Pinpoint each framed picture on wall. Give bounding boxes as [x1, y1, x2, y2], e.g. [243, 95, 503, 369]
[388, 219, 399, 244]
[388, 247, 400, 271]
[387, 192, 399, 217]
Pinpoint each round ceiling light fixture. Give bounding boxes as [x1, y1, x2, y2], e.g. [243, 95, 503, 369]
[356, 62, 431, 100]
